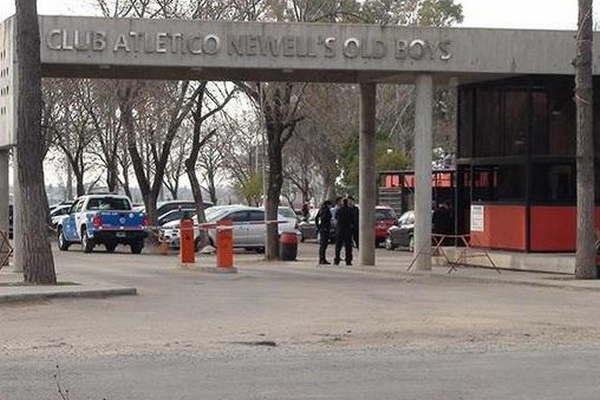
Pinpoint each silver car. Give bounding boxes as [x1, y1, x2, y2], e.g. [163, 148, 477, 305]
[206, 206, 298, 252]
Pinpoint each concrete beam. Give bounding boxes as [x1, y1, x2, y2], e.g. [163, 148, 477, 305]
[359, 83, 376, 266]
[413, 74, 433, 271]
[0, 149, 8, 234]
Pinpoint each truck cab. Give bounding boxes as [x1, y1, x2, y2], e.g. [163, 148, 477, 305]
[56, 194, 148, 254]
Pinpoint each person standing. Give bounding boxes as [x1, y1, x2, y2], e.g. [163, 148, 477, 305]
[334, 198, 354, 266]
[347, 196, 359, 248]
[315, 200, 333, 265]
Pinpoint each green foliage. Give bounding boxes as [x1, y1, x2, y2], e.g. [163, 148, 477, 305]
[417, 0, 463, 26]
[360, 0, 463, 26]
[339, 131, 409, 194]
[235, 172, 263, 206]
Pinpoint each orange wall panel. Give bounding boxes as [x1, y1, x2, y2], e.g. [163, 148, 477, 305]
[471, 205, 527, 250]
[530, 206, 600, 252]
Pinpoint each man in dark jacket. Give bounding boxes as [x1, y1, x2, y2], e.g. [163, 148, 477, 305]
[315, 200, 333, 265]
[347, 196, 359, 248]
[334, 198, 354, 266]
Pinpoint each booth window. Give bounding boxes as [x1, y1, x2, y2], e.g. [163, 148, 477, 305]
[472, 165, 526, 202]
[545, 85, 576, 156]
[458, 87, 474, 158]
[531, 163, 575, 203]
[475, 89, 502, 157]
[504, 91, 529, 155]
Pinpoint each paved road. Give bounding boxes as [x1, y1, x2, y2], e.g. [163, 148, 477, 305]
[3, 244, 600, 399]
[4, 347, 600, 399]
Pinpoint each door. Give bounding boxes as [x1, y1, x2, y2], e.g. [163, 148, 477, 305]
[73, 199, 87, 240]
[226, 211, 249, 247]
[247, 210, 266, 247]
[62, 200, 82, 241]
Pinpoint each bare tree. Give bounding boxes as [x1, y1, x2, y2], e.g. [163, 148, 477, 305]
[81, 80, 124, 192]
[574, 0, 597, 279]
[119, 81, 202, 225]
[198, 127, 230, 205]
[239, 82, 306, 259]
[14, 0, 56, 284]
[164, 130, 191, 200]
[47, 80, 96, 196]
[185, 82, 236, 222]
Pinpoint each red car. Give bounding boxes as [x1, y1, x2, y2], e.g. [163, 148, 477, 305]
[375, 206, 398, 246]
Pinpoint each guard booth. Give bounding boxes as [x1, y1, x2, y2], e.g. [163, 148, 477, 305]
[379, 169, 456, 217]
[456, 76, 600, 253]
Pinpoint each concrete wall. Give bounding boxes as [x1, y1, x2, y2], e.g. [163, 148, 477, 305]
[31, 16, 600, 83]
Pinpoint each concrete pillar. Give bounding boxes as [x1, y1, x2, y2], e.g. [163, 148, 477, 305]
[413, 74, 434, 271]
[358, 83, 377, 266]
[0, 149, 8, 234]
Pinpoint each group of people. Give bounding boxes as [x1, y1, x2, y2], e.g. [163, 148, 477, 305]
[314, 196, 359, 266]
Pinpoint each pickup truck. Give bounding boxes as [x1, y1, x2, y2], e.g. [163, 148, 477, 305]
[56, 194, 148, 254]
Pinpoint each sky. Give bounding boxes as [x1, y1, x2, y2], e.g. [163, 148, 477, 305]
[1, 0, 599, 30]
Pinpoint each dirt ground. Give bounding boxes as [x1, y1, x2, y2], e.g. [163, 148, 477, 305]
[2, 243, 600, 361]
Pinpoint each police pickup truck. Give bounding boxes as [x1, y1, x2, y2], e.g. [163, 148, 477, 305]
[56, 194, 148, 254]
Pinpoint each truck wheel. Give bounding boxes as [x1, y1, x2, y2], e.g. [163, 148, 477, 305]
[105, 242, 117, 253]
[131, 240, 144, 254]
[81, 229, 94, 253]
[57, 228, 70, 251]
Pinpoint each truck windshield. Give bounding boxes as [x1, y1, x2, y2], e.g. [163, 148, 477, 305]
[87, 197, 132, 211]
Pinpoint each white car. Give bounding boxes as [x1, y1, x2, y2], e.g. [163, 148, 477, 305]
[49, 205, 71, 229]
[159, 206, 226, 250]
[160, 205, 299, 252]
[206, 206, 298, 252]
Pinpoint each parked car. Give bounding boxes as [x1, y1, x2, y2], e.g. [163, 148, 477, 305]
[206, 206, 298, 252]
[277, 206, 299, 224]
[385, 211, 415, 251]
[56, 194, 148, 254]
[157, 208, 196, 226]
[375, 206, 398, 247]
[49, 200, 74, 212]
[159, 205, 235, 250]
[49, 205, 71, 229]
[156, 200, 212, 217]
[298, 209, 319, 242]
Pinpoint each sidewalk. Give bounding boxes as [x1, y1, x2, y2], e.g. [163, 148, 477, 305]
[350, 259, 600, 291]
[0, 268, 137, 303]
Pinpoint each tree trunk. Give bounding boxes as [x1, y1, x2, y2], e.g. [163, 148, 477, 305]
[106, 157, 119, 193]
[187, 164, 206, 222]
[74, 169, 85, 196]
[66, 161, 73, 199]
[15, 0, 56, 284]
[265, 126, 284, 260]
[184, 88, 213, 224]
[574, 0, 597, 279]
[166, 184, 179, 200]
[322, 170, 336, 203]
[143, 192, 159, 229]
[206, 168, 218, 205]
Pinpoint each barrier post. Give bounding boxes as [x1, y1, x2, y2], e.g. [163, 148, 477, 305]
[216, 219, 234, 269]
[179, 216, 195, 264]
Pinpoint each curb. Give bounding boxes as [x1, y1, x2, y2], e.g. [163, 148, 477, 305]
[178, 264, 238, 274]
[337, 265, 600, 292]
[0, 286, 138, 303]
